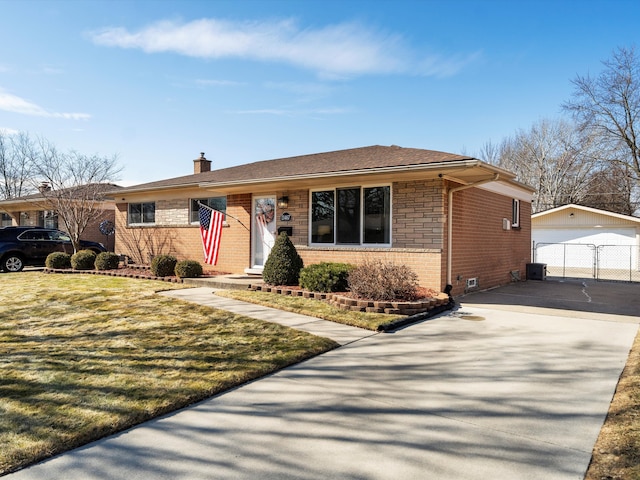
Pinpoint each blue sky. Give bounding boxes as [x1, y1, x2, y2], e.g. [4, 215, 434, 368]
[1, 0, 639, 185]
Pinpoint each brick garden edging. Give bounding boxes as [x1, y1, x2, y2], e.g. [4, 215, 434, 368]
[42, 267, 185, 283]
[249, 284, 451, 316]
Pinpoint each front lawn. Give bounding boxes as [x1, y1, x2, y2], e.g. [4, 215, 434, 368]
[0, 273, 337, 475]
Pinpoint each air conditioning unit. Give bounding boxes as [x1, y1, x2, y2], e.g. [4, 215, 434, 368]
[502, 218, 511, 230]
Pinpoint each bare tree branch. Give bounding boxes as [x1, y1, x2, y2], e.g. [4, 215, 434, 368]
[29, 138, 122, 252]
[564, 45, 640, 185]
[0, 131, 37, 199]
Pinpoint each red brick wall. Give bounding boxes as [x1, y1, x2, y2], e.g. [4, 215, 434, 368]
[296, 247, 442, 288]
[393, 179, 445, 249]
[114, 194, 252, 271]
[444, 186, 531, 296]
[279, 181, 446, 288]
[113, 181, 531, 295]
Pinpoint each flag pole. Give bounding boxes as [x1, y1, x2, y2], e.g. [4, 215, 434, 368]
[198, 202, 250, 231]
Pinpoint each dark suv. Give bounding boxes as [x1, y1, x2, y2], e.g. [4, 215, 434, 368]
[0, 226, 107, 272]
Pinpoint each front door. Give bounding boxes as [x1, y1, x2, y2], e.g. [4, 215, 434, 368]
[251, 196, 277, 270]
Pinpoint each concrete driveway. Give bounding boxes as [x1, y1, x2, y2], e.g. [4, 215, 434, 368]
[6, 280, 639, 479]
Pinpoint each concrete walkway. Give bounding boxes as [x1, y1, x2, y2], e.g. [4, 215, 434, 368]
[6, 284, 639, 479]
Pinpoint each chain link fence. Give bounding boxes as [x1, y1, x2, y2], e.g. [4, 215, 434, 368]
[533, 242, 640, 282]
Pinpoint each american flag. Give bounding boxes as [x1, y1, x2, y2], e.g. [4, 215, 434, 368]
[199, 204, 224, 265]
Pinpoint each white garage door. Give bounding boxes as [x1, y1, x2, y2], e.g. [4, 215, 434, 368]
[533, 228, 637, 270]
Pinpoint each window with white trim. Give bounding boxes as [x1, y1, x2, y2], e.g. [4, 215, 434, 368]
[512, 199, 520, 228]
[311, 185, 391, 246]
[190, 197, 226, 223]
[128, 202, 156, 225]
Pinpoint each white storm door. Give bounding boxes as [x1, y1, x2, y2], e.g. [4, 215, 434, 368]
[251, 195, 277, 269]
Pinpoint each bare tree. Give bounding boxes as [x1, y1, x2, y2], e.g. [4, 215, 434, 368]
[0, 131, 37, 200]
[477, 140, 501, 165]
[31, 138, 122, 252]
[491, 118, 598, 212]
[581, 163, 638, 215]
[564, 45, 640, 186]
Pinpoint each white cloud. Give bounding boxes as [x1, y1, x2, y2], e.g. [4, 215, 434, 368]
[90, 18, 478, 78]
[0, 88, 90, 120]
[0, 127, 20, 136]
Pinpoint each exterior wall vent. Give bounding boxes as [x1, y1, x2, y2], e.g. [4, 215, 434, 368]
[502, 218, 511, 230]
[466, 277, 478, 289]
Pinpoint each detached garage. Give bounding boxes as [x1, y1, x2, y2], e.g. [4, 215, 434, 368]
[532, 204, 640, 281]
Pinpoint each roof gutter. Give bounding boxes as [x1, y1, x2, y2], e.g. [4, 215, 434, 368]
[442, 173, 500, 289]
[197, 159, 486, 190]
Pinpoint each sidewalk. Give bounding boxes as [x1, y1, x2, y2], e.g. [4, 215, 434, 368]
[160, 287, 378, 345]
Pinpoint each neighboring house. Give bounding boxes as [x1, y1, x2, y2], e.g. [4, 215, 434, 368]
[0, 183, 121, 250]
[532, 204, 640, 282]
[112, 145, 533, 295]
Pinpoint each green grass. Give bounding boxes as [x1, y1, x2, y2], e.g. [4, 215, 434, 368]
[214, 289, 404, 331]
[0, 273, 338, 475]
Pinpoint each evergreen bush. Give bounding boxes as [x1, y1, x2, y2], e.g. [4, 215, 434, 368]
[71, 250, 97, 271]
[262, 232, 304, 286]
[45, 252, 71, 269]
[299, 262, 353, 292]
[150, 255, 177, 277]
[94, 252, 120, 270]
[348, 259, 419, 301]
[174, 260, 203, 278]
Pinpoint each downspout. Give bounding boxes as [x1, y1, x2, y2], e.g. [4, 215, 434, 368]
[442, 173, 500, 290]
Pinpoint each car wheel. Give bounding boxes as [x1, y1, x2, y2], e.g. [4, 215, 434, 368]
[3, 255, 25, 272]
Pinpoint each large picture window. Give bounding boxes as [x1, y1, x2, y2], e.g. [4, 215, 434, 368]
[311, 185, 391, 246]
[128, 202, 155, 224]
[191, 197, 226, 223]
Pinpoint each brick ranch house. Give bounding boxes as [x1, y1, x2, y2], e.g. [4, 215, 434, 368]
[0, 183, 121, 250]
[110, 145, 533, 296]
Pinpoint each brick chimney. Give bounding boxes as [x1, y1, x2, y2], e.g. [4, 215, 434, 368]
[193, 152, 211, 174]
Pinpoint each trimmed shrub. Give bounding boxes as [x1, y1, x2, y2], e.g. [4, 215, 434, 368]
[348, 260, 419, 301]
[151, 255, 177, 277]
[262, 232, 304, 286]
[94, 252, 120, 270]
[71, 250, 97, 271]
[45, 252, 71, 269]
[175, 260, 203, 278]
[299, 262, 353, 293]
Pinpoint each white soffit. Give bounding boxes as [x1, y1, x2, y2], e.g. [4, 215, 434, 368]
[478, 181, 533, 202]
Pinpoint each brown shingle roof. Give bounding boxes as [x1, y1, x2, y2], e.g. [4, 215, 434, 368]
[116, 145, 474, 193]
[0, 183, 124, 205]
